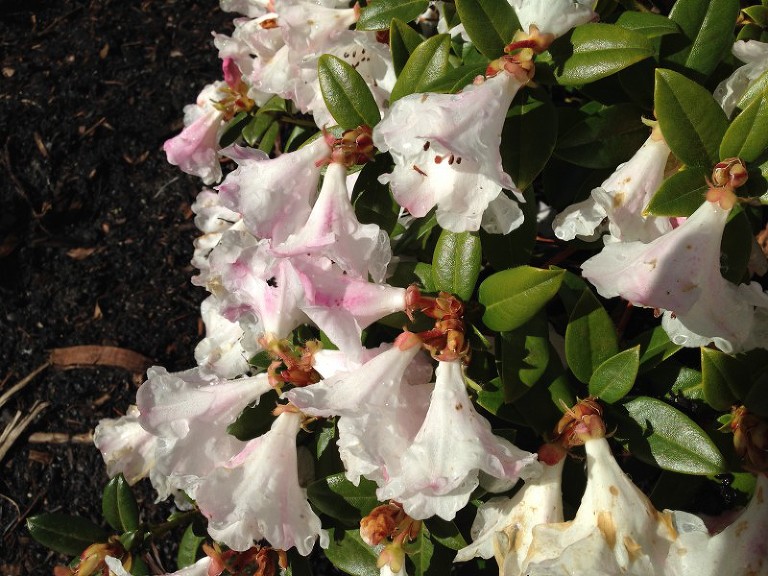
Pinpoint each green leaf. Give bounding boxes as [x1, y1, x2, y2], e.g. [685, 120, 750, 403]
[27, 513, 108, 555]
[422, 62, 488, 94]
[352, 154, 401, 235]
[227, 389, 278, 441]
[548, 23, 655, 86]
[736, 68, 768, 112]
[390, 34, 451, 102]
[219, 111, 250, 148]
[423, 518, 467, 550]
[257, 119, 280, 153]
[307, 473, 380, 526]
[720, 89, 768, 162]
[119, 529, 146, 552]
[102, 474, 140, 532]
[408, 524, 435, 576]
[358, 0, 429, 31]
[721, 208, 753, 284]
[701, 347, 751, 410]
[502, 88, 557, 191]
[242, 113, 274, 147]
[565, 288, 619, 383]
[554, 103, 647, 169]
[258, 94, 287, 114]
[431, 230, 481, 300]
[390, 18, 424, 76]
[664, 0, 739, 79]
[737, 22, 764, 42]
[480, 186, 537, 269]
[454, 0, 520, 59]
[325, 528, 380, 576]
[655, 68, 729, 167]
[644, 166, 708, 217]
[588, 346, 640, 403]
[628, 325, 681, 371]
[318, 54, 381, 129]
[177, 524, 206, 569]
[744, 5, 768, 27]
[479, 266, 565, 331]
[615, 11, 680, 38]
[496, 312, 551, 402]
[614, 396, 726, 474]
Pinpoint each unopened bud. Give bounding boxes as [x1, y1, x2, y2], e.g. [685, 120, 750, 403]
[730, 406, 768, 473]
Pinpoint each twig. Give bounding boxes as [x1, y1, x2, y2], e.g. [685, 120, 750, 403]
[0, 363, 49, 410]
[0, 401, 50, 463]
[27, 432, 93, 444]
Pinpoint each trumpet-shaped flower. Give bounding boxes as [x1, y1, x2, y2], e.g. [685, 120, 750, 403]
[508, 0, 596, 38]
[105, 555, 212, 576]
[195, 294, 258, 379]
[665, 474, 768, 576]
[553, 133, 673, 243]
[373, 71, 526, 234]
[454, 458, 564, 567]
[715, 40, 768, 117]
[378, 360, 539, 521]
[286, 339, 433, 485]
[136, 367, 271, 500]
[581, 198, 768, 352]
[217, 137, 332, 243]
[196, 411, 329, 555]
[93, 405, 157, 485]
[522, 437, 677, 575]
[274, 162, 392, 282]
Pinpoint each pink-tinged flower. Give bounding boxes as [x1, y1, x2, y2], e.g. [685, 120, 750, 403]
[454, 458, 564, 566]
[164, 82, 227, 184]
[217, 137, 332, 243]
[196, 411, 329, 555]
[508, 0, 596, 38]
[522, 438, 677, 575]
[280, 0, 359, 56]
[665, 474, 768, 576]
[373, 71, 526, 234]
[293, 257, 408, 358]
[93, 405, 157, 485]
[553, 132, 673, 243]
[378, 360, 539, 521]
[581, 198, 768, 353]
[715, 40, 768, 117]
[195, 295, 259, 379]
[190, 188, 243, 276]
[286, 338, 433, 486]
[219, 0, 270, 17]
[274, 162, 392, 282]
[106, 555, 211, 576]
[136, 367, 271, 500]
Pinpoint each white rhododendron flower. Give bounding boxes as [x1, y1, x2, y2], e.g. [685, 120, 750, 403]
[665, 474, 768, 576]
[106, 555, 212, 576]
[522, 437, 677, 575]
[274, 161, 392, 282]
[196, 411, 329, 555]
[136, 367, 271, 499]
[217, 137, 332, 243]
[553, 131, 673, 243]
[373, 70, 527, 234]
[194, 294, 254, 379]
[455, 458, 564, 566]
[378, 360, 540, 521]
[714, 40, 768, 116]
[93, 405, 157, 485]
[508, 0, 597, 38]
[582, 196, 768, 352]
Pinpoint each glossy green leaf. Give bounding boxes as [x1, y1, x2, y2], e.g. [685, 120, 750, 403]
[548, 23, 654, 86]
[318, 54, 381, 129]
[554, 103, 647, 169]
[480, 187, 537, 269]
[721, 208, 753, 284]
[352, 154, 400, 235]
[615, 11, 680, 38]
[479, 266, 565, 331]
[242, 113, 274, 147]
[219, 111, 250, 148]
[408, 525, 435, 576]
[358, 0, 429, 31]
[701, 347, 751, 410]
[227, 389, 278, 441]
[102, 474, 140, 532]
[738, 22, 764, 42]
[496, 312, 550, 402]
[736, 68, 768, 112]
[502, 88, 557, 190]
[565, 288, 619, 383]
[177, 524, 206, 569]
[307, 473, 380, 526]
[423, 62, 488, 94]
[720, 90, 768, 162]
[257, 94, 287, 114]
[628, 325, 681, 371]
[390, 19, 424, 75]
[454, 0, 520, 59]
[27, 513, 108, 555]
[655, 68, 729, 167]
[431, 230, 481, 300]
[423, 518, 467, 550]
[390, 34, 451, 102]
[257, 119, 279, 153]
[589, 346, 640, 403]
[325, 528, 379, 576]
[644, 167, 708, 217]
[744, 5, 768, 27]
[119, 529, 145, 552]
[616, 396, 726, 474]
[665, 0, 739, 78]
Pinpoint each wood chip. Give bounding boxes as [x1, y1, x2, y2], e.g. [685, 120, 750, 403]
[28, 432, 93, 444]
[49, 345, 152, 373]
[33, 132, 48, 158]
[66, 246, 97, 260]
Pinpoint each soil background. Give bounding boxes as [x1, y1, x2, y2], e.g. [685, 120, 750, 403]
[0, 1, 235, 573]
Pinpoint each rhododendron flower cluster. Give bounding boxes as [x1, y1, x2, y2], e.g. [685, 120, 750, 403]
[31, 1, 768, 575]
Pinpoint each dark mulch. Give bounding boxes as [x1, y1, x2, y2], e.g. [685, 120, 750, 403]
[0, 1, 233, 572]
